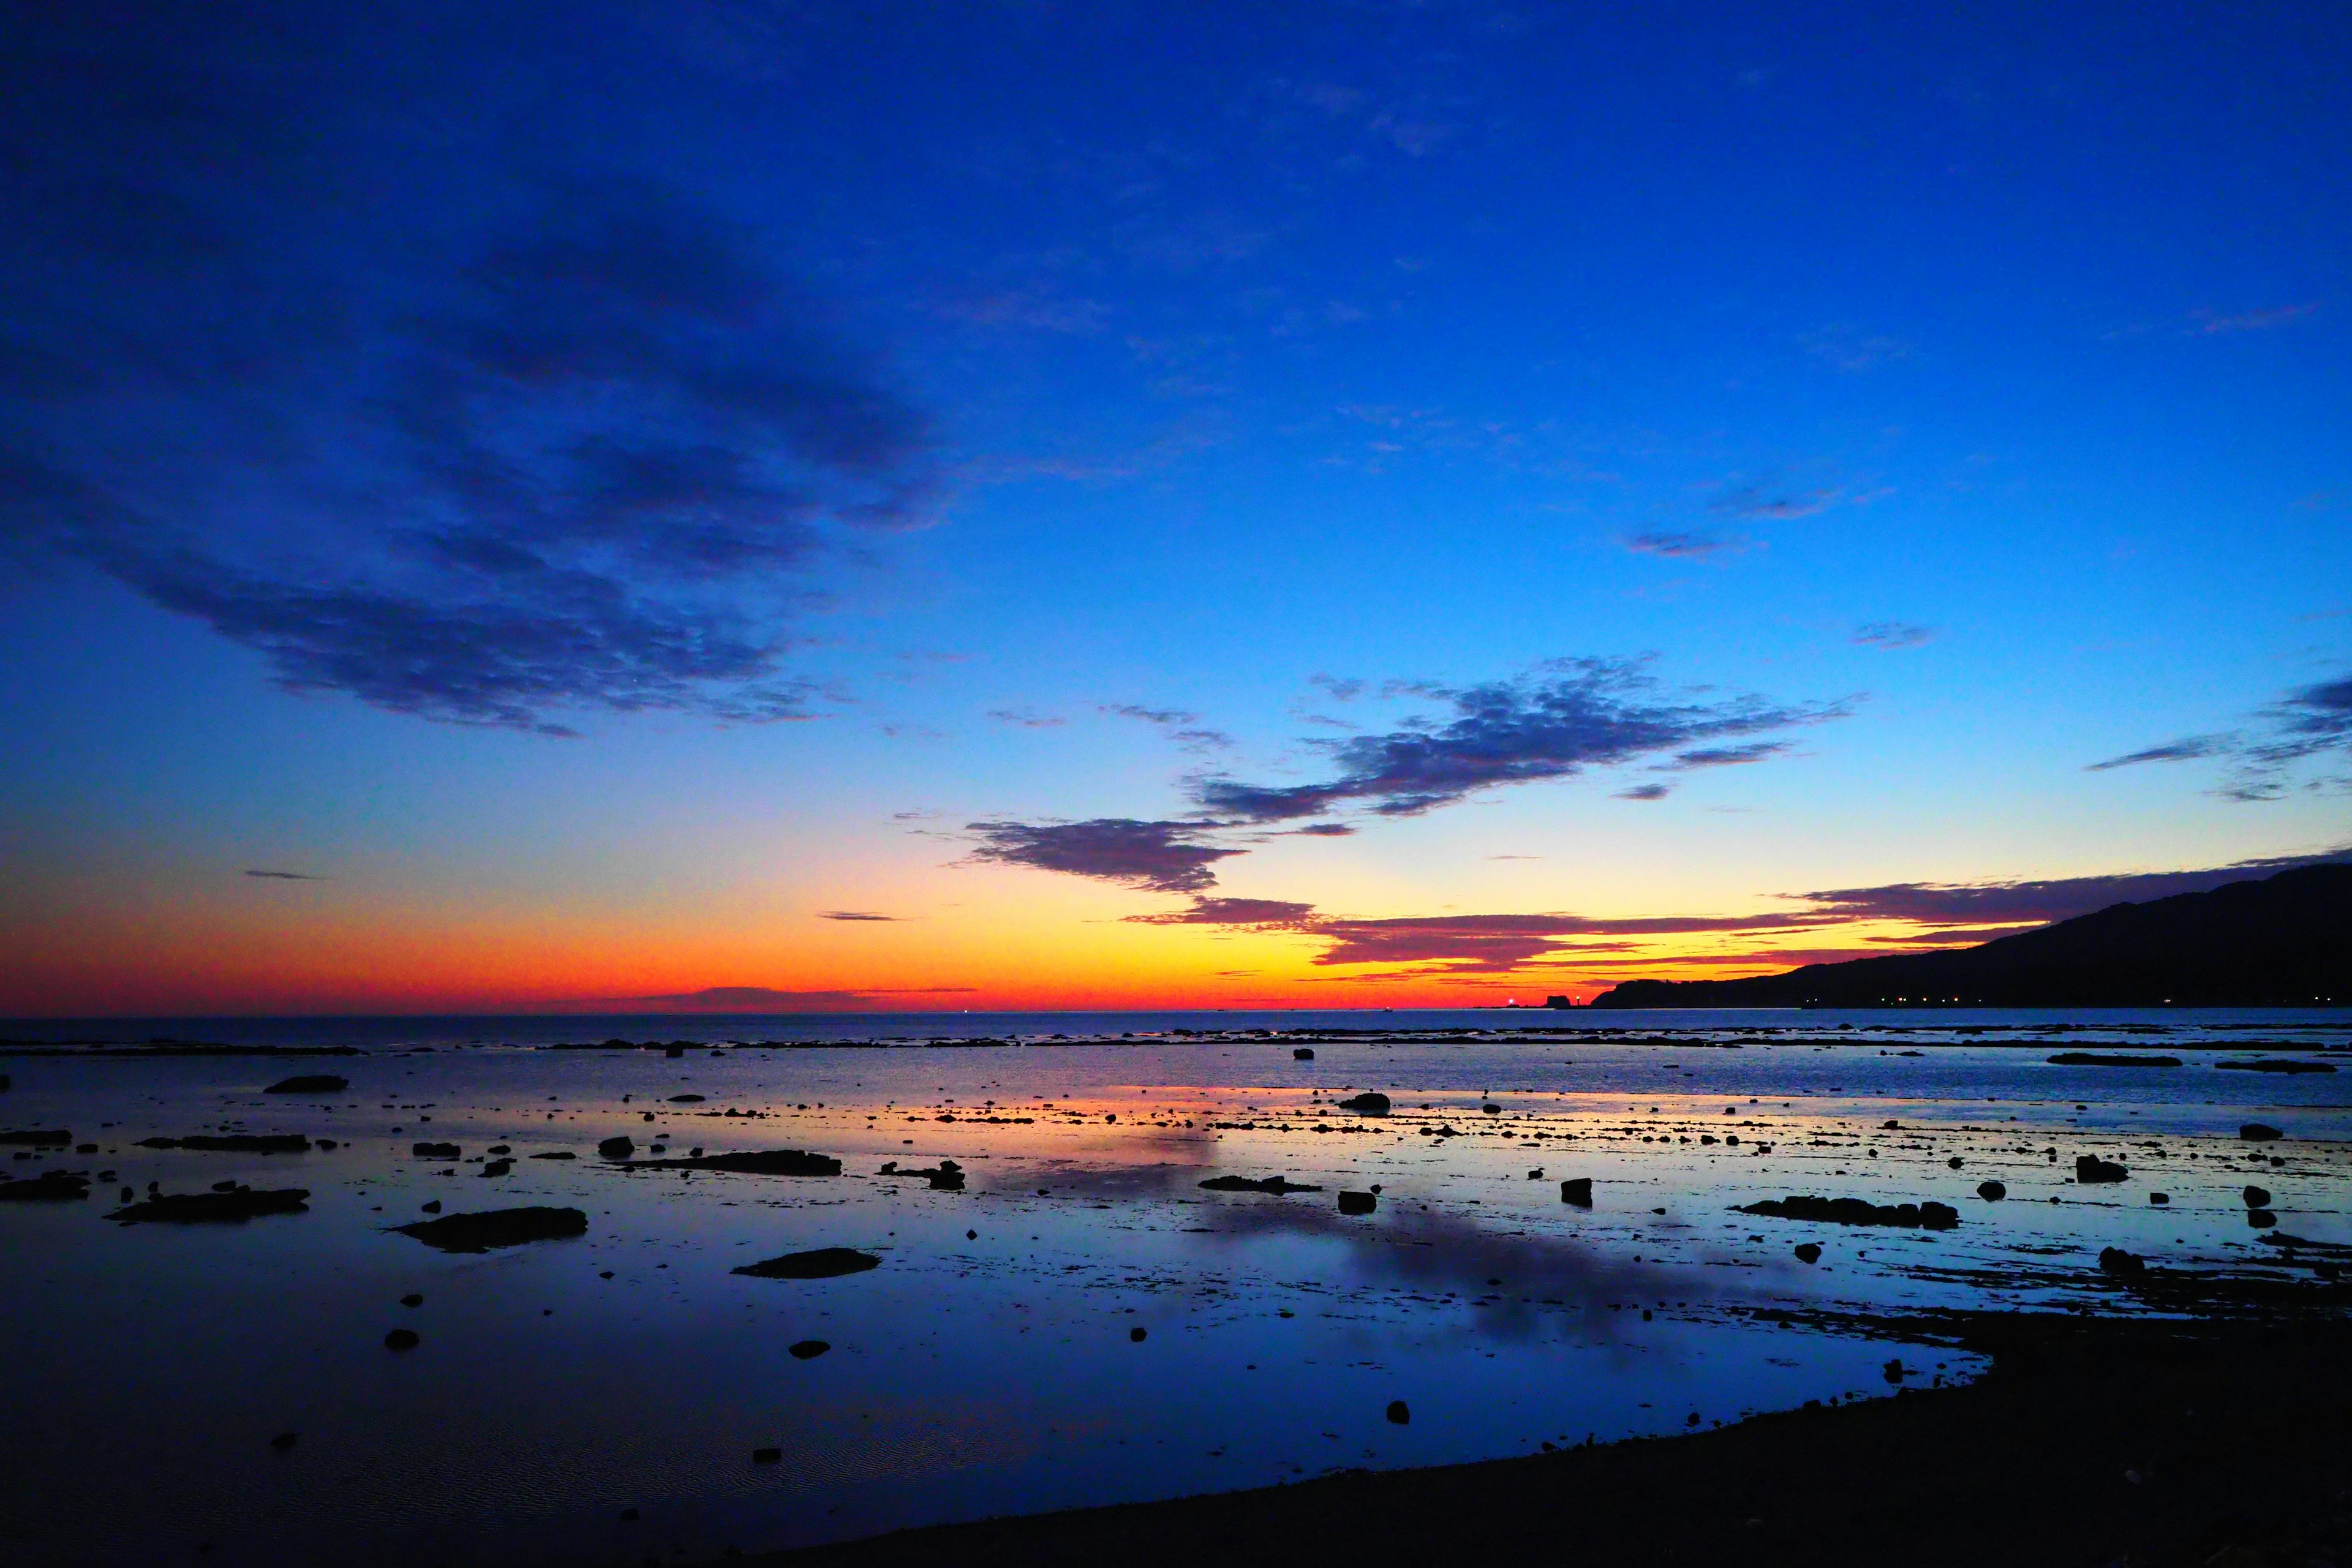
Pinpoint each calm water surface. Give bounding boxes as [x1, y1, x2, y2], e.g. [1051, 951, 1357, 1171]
[4, 1008, 2348, 1567]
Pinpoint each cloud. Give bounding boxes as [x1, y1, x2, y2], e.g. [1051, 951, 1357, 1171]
[0, 15, 933, 734]
[243, 869, 323, 880]
[987, 708, 1066, 728]
[2193, 303, 2320, 334]
[1792, 848, 2351, 925]
[1191, 658, 1848, 822]
[587, 985, 975, 1012]
[1615, 782, 1672, 801]
[1710, 483, 1839, 519]
[1623, 530, 1749, 560]
[1672, 741, 1788, 768]
[2087, 671, 2352, 797]
[1125, 897, 1319, 928]
[1291, 822, 1356, 837]
[1800, 326, 1911, 373]
[1307, 674, 1366, 702]
[1853, 621, 1934, 650]
[1105, 703, 1232, 752]
[818, 910, 900, 921]
[1303, 910, 1828, 971]
[964, 818, 1243, 894]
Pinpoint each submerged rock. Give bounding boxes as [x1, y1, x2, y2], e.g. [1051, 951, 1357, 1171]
[0, 1170, 91, 1201]
[1338, 1191, 1378, 1215]
[1199, 1174, 1324, 1194]
[733, 1247, 881, 1280]
[393, 1206, 588, 1253]
[478, 1158, 513, 1177]
[1736, 1195, 1960, 1230]
[789, 1340, 832, 1359]
[2248, 1208, 2278, 1229]
[631, 1149, 843, 1177]
[2073, 1155, 2130, 1183]
[2240, 1123, 2285, 1142]
[1337, 1092, 1391, 1114]
[108, 1188, 309, 1223]
[1977, 1180, 2007, 1201]
[2098, 1246, 2147, 1278]
[263, 1075, 349, 1093]
[751, 1446, 781, 1463]
[137, 1134, 311, 1155]
[1560, 1177, 1593, 1206]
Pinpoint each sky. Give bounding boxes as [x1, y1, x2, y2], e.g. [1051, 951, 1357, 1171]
[1, 0, 2348, 1016]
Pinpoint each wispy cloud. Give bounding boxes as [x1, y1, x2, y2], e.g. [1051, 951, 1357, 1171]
[1710, 481, 1840, 519]
[2193, 303, 2320, 334]
[1799, 326, 1911, 372]
[1104, 703, 1232, 752]
[987, 707, 1066, 729]
[244, 869, 323, 881]
[1191, 658, 1850, 823]
[2086, 735, 2234, 771]
[965, 818, 1242, 894]
[2087, 672, 2352, 799]
[1853, 621, 1934, 650]
[1623, 530, 1750, 560]
[818, 910, 900, 921]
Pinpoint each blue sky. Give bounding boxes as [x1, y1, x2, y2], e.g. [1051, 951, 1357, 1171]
[1, 1, 2346, 1012]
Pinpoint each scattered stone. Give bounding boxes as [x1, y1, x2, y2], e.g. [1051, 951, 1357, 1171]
[668, 1094, 706, 1102]
[394, 1206, 589, 1253]
[1883, 1359, 1905, 1382]
[2074, 1155, 2130, 1183]
[0, 1170, 90, 1201]
[399, 1293, 423, 1307]
[1129, 1327, 1147, 1343]
[1385, 1400, 1409, 1425]
[529, 1151, 576, 1160]
[2245, 1185, 2273, 1208]
[385, 1327, 423, 1352]
[875, 1158, 963, 1189]
[1527, 1167, 1545, 1179]
[1794, 1243, 1822, 1264]
[1199, 1174, 1324, 1194]
[486, 1145, 510, 1155]
[1947, 1156, 1964, 1169]
[2240, 1124, 2284, 1142]
[2248, 1209, 2278, 1229]
[1977, 1181, 2007, 1201]
[1338, 1191, 1378, 1215]
[2046, 1053, 2182, 1068]
[410, 1141, 460, 1159]
[421, 1200, 441, 1213]
[478, 1158, 512, 1177]
[1481, 1103, 1501, 1115]
[138, 1134, 311, 1155]
[788, 1340, 832, 1360]
[598, 1136, 636, 1159]
[0, 1129, 70, 1145]
[1560, 1177, 1593, 1206]
[263, 1075, 349, 1093]
[2150, 1193, 2169, 1205]
[108, 1189, 309, 1223]
[631, 1149, 842, 1176]
[1737, 1195, 1959, 1230]
[1337, 1092, 1391, 1114]
[733, 1247, 881, 1280]
[2098, 1246, 2147, 1278]
[1292, 1048, 1314, 1061]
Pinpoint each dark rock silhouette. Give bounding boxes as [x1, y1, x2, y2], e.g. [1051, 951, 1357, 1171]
[1591, 864, 2352, 1006]
[0, 1170, 90, 1200]
[399, 1293, 423, 1307]
[263, 1075, 349, 1093]
[2075, 1155, 2130, 1183]
[410, 1141, 459, 1159]
[2245, 1185, 2273, 1207]
[876, 1159, 963, 1189]
[1292, 1047, 1315, 1060]
[384, 1329, 420, 1351]
[633, 1149, 842, 1176]
[2215, 1058, 2335, 1074]
[138, 1134, 312, 1154]
[752, 1446, 781, 1463]
[1794, 1243, 1823, 1264]
[394, 1206, 587, 1253]
[2240, 1123, 2283, 1141]
[2098, 1247, 2147, 1278]
[1338, 1191, 1378, 1215]
[1561, 1177, 1593, 1205]
[1129, 1327, 1147, 1342]
[1200, 1175, 1324, 1194]
[734, 1247, 881, 1280]
[2046, 1054, 2181, 1068]
[0, 1129, 70, 1145]
[1385, 1401, 1409, 1425]
[1337, 1093, 1392, 1114]
[789, 1340, 832, 1359]
[529, 1151, 576, 1160]
[108, 1188, 309, 1222]
[478, 1158, 513, 1177]
[269, 1432, 297, 1451]
[669, 1093, 706, 1102]
[2248, 1208, 2278, 1228]
[1977, 1181, 2007, 1200]
[1737, 1195, 1959, 1230]
[598, 1136, 636, 1159]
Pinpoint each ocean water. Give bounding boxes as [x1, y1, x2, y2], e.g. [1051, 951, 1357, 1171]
[3, 1008, 2348, 1567]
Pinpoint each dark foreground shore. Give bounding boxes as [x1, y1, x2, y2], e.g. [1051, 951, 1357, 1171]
[740, 1308, 2352, 1568]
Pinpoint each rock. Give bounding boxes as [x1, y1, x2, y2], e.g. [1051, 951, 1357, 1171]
[268, 1432, 298, 1450]
[2073, 1155, 2130, 1183]
[2098, 1246, 2147, 1278]
[108, 1189, 309, 1223]
[1292, 1048, 1315, 1060]
[629, 1149, 842, 1177]
[2244, 1185, 2274, 1207]
[478, 1158, 513, 1177]
[264, 1075, 349, 1093]
[1883, 1358, 1905, 1383]
[1977, 1180, 2007, 1201]
[2248, 1208, 2278, 1228]
[1385, 1400, 1409, 1425]
[316, 1139, 336, 1150]
[385, 1329, 420, 1351]
[1129, 1327, 1147, 1343]
[486, 1145, 511, 1155]
[668, 1094, 706, 1102]
[410, 1142, 460, 1159]
[0, 1170, 91, 1201]
[1794, 1243, 1822, 1264]
[0, 1129, 70, 1145]
[2240, 1123, 2284, 1142]
[2150, 1193, 2170, 1205]
[1560, 1177, 1593, 1206]
[529, 1151, 576, 1160]
[138, 1134, 311, 1154]
[1338, 1191, 1378, 1215]
[2215, 1059, 2335, 1074]
[2046, 1053, 2182, 1068]
[1481, 1103, 1501, 1115]
[1736, 1195, 1960, 1230]
[394, 1207, 589, 1253]
[421, 1200, 440, 1213]
[1337, 1093, 1391, 1114]
[751, 1447, 781, 1463]
[1527, 1168, 1545, 1179]
[1947, 1157, 1964, 1169]
[1199, 1174, 1324, 1194]
[733, 1247, 881, 1280]
[399, 1292, 423, 1307]
[597, 1136, 636, 1160]
[788, 1340, 831, 1360]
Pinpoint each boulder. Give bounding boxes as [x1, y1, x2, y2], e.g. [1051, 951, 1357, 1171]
[108, 1188, 310, 1223]
[0, 1129, 70, 1145]
[1738, 1195, 1959, 1229]
[410, 1141, 460, 1159]
[384, 1329, 420, 1351]
[1129, 1327, 1148, 1343]
[393, 1206, 588, 1253]
[1977, 1181, 2007, 1201]
[478, 1158, 513, 1177]
[529, 1151, 576, 1161]
[1560, 1177, 1593, 1206]
[2248, 1208, 2278, 1229]
[0, 1170, 91, 1201]
[597, 1136, 636, 1160]
[1292, 1047, 1315, 1061]
[2245, 1185, 2273, 1208]
[788, 1340, 832, 1359]
[733, 1247, 881, 1280]
[1385, 1400, 1410, 1425]
[1199, 1174, 1324, 1194]
[1794, 1243, 1822, 1264]
[631, 1149, 842, 1177]
[264, 1075, 349, 1094]
[2073, 1155, 2130, 1183]
[1338, 1191, 1378, 1215]
[2240, 1123, 2285, 1142]
[2098, 1246, 2147, 1278]
[1337, 1093, 1391, 1114]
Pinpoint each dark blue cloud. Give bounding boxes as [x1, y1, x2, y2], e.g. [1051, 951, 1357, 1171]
[1191, 659, 1849, 822]
[0, 11, 933, 734]
[965, 818, 1243, 894]
[2088, 671, 2352, 799]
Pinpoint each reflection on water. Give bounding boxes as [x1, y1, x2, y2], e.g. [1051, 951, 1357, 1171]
[1, 1009, 2346, 1566]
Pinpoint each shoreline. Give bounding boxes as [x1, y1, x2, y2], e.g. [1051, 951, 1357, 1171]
[737, 1304, 2352, 1568]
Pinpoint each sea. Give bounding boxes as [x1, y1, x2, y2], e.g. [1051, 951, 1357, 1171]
[4, 1006, 2348, 1567]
